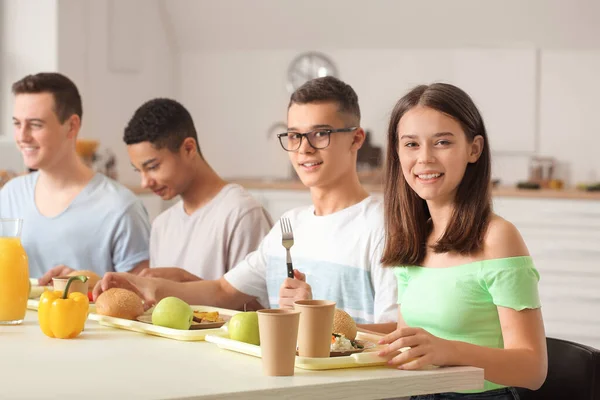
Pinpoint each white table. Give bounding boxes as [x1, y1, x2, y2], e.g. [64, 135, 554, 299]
[0, 311, 483, 399]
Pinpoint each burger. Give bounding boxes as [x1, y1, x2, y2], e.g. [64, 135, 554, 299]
[332, 308, 357, 340]
[331, 309, 363, 352]
[95, 288, 144, 320]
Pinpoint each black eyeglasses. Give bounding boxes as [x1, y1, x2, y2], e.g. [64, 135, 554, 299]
[277, 127, 357, 152]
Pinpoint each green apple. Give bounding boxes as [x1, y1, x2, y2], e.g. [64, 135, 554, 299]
[228, 311, 260, 345]
[152, 297, 193, 330]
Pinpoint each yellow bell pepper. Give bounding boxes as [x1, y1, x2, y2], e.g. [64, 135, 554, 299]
[38, 275, 89, 339]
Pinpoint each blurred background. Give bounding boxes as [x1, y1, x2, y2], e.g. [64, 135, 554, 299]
[1, 0, 600, 349]
[1, 0, 599, 188]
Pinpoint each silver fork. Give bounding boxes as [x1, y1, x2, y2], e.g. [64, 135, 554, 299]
[280, 217, 295, 278]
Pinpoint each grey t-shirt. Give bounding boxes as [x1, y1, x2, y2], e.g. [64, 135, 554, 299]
[150, 184, 273, 280]
[0, 172, 151, 278]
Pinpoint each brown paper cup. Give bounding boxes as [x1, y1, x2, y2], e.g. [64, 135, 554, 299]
[294, 300, 336, 358]
[52, 276, 89, 296]
[257, 309, 300, 376]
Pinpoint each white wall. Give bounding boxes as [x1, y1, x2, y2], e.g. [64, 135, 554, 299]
[539, 51, 600, 184]
[180, 50, 294, 181]
[167, 0, 600, 51]
[57, 0, 177, 185]
[0, 0, 176, 185]
[0, 0, 58, 169]
[2, 1, 600, 187]
[181, 48, 540, 183]
[173, 0, 600, 186]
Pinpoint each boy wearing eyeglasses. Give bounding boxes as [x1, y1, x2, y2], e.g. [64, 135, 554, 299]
[94, 77, 398, 332]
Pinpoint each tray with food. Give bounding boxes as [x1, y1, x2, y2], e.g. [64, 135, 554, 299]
[205, 331, 393, 370]
[205, 308, 407, 370]
[86, 289, 239, 341]
[136, 310, 228, 330]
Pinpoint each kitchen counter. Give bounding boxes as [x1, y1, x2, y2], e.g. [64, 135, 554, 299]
[229, 178, 383, 193]
[2, 311, 483, 399]
[491, 186, 600, 200]
[223, 178, 600, 201]
[2, 168, 596, 201]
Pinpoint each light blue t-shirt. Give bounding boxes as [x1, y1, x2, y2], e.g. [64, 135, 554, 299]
[225, 196, 398, 324]
[0, 172, 151, 278]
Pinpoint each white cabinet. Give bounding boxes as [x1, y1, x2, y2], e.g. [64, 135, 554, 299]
[493, 197, 600, 350]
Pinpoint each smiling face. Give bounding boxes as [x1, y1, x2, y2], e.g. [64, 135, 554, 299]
[12, 93, 78, 171]
[127, 138, 197, 200]
[397, 106, 483, 204]
[286, 101, 364, 189]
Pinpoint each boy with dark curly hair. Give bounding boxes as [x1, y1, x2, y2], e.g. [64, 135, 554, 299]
[123, 98, 272, 306]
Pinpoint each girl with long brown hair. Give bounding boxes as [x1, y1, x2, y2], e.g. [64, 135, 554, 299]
[378, 83, 547, 399]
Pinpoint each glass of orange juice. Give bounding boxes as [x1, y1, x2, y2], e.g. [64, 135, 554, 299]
[0, 219, 29, 325]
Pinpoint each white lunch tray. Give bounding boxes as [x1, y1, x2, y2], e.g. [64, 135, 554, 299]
[87, 305, 239, 341]
[205, 331, 408, 370]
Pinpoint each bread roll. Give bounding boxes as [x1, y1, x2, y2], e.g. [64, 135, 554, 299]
[95, 288, 144, 320]
[332, 308, 357, 340]
[67, 270, 101, 291]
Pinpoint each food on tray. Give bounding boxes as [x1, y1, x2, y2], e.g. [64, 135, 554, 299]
[67, 270, 101, 291]
[329, 309, 364, 353]
[331, 333, 364, 352]
[152, 297, 193, 330]
[193, 311, 222, 323]
[95, 288, 144, 320]
[228, 311, 260, 345]
[332, 308, 357, 340]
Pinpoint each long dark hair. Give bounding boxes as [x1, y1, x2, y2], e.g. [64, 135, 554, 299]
[381, 83, 492, 267]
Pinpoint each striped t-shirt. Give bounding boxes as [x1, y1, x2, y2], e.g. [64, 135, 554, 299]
[224, 196, 397, 324]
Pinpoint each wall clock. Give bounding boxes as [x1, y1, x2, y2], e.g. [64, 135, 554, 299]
[287, 52, 338, 93]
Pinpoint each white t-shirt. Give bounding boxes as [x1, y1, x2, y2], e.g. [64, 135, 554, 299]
[225, 196, 398, 324]
[150, 184, 273, 280]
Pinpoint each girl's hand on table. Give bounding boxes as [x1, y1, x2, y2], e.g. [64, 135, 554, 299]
[378, 327, 456, 370]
